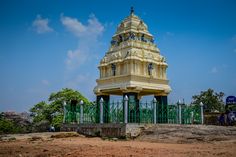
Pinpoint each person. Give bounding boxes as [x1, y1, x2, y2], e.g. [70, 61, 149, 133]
[50, 125, 55, 132]
[227, 108, 235, 126]
[218, 113, 225, 125]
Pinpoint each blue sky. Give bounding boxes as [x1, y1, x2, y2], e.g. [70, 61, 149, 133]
[0, 0, 236, 112]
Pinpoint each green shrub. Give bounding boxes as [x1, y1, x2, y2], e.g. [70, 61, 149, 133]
[0, 118, 23, 134]
[52, 114, 63, 131]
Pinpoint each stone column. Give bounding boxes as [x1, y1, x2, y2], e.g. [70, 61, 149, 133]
[124, 95, 128, 124]
[79, 100, 84, 124]
[178, 100, 182, 124]
[153, 98, 157, 124]
[200, 102, 204, 125]
[100, 98, 104, 124]
[190, 111, 194, 124]
[96, 95, 110, 123]
[123, 93, 140, 123]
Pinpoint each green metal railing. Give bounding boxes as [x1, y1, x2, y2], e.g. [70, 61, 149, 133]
[181, 104, 201, 124]
[64, 104, 79, 123]
[109, 101, 124, 123]
[83, 103, 97, 123]
[167, 105, 178, 124]
[64, 101, 202, 125]
[140, 101, 153, 123]
[157, 102, 168, 123]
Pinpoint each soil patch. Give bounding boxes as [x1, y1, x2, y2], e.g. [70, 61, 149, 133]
[0, 125, 236, 157]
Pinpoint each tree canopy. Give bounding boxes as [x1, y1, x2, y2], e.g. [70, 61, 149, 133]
[192, 88, 225, 112]
[30, 101, 53, 123]
[30, 88, 90, 130]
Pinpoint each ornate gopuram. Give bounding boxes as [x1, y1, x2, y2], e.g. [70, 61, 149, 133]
[94, 8, 171, 122]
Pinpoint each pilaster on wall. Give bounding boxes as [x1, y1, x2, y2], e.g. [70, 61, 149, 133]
[157, 65, 160, 79]
[160, 66, 163, 79]
[163, 67, 167, 79]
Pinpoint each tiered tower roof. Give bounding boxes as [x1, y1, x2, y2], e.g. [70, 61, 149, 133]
[94, 8, 171, 96]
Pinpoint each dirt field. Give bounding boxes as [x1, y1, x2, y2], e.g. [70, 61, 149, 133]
[0, 125, 236, 157]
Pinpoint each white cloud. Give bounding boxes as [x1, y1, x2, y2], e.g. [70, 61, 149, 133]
[61, 14, 104, 40]
[32, 15, 53, 34]
[211, 67, 218, 74]
[61, 14, 105, 100]
[65, 49, 88, 70]
[61, 14, 105, 70]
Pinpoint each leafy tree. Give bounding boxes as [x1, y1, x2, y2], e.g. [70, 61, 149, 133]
[30, 101, 53, 123]
[30, 88, 90, 131]
[48, 88, 90, 109]
[192, 88, 225, 112]
[51, 114, 63, 129]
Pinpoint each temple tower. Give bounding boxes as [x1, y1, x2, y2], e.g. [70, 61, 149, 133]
[94, 8, 171, 110]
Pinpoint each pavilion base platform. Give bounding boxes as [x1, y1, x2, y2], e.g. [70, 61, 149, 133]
[77, 123, 154, 138]
[61, 123, 78, 132]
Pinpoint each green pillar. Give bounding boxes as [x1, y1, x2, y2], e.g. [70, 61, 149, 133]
[154, 96, 168, 123]
[70, 100, 78, 123]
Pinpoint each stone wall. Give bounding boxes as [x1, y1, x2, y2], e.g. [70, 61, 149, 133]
[77, 123, 154, 138]
[61, 123, 78, 132]
[78, 123, 126, 137]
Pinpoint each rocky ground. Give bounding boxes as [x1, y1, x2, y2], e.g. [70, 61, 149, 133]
[137, 124, 236, 143]
[0, 125, 236, 157]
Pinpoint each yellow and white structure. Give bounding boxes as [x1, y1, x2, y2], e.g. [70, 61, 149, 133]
[94, 8, 171, 104]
